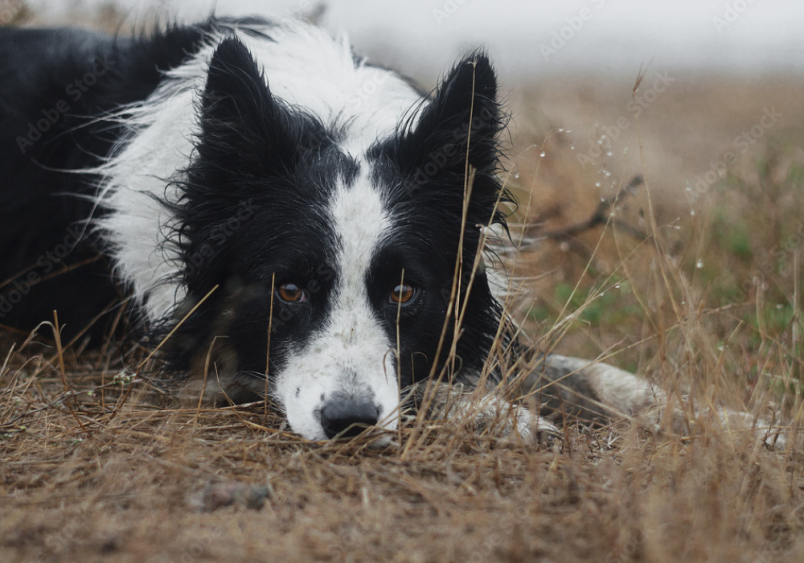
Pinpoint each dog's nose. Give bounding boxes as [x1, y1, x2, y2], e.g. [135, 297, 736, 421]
[320, 397, 380, 439]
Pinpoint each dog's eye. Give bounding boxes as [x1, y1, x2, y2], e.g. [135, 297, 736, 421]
[277, 283, 306, 303]
[389, 284, 415, 305]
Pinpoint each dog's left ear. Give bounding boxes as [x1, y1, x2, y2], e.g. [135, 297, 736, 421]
[374, 51, 506, 226]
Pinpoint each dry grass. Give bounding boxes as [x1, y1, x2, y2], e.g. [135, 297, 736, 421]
[3, 3, 804, 561]
[2, 338, 801, 562]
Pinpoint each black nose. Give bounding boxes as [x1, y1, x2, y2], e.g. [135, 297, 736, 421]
[320, 397, 380, 439]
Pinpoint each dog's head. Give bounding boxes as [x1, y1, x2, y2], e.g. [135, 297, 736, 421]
[167, 37, 509, 441]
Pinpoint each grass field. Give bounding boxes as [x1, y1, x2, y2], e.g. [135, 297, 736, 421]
[2, 4, 804, 562]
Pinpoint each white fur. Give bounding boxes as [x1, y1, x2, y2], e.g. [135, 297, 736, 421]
[442, 390, 560, 443]
[273, 167, 400, 441]
[571, 359, 659, 415]
[543, 356, 786, 448]
[95, 19, 420, 322]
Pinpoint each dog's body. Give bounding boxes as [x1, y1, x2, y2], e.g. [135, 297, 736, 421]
[0, 18, 777, 444]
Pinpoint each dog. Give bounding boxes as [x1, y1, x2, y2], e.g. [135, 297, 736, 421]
[0, 17, 783, 446]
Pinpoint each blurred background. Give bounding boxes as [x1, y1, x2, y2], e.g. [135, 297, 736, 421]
[6, 0, 804, 373]
[21, 0, 804, 75]
[18, 0, 804, 206]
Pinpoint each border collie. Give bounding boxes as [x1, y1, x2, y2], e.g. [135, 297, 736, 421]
[0, 17, 783, 445]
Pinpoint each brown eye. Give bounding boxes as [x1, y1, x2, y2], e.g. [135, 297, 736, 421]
[277, 283, 305, 303]
[389, 284, 415, 304]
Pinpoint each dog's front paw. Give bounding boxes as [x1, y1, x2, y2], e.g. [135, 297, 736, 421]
[438, 390, 562, 446]
[510, 406, 562, 447]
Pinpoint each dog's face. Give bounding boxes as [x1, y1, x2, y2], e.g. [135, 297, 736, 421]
[168, 38, 507, 441]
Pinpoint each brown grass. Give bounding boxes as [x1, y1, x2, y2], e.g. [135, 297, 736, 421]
[2, 338, 801, 562]
[3, 4, 804, 561]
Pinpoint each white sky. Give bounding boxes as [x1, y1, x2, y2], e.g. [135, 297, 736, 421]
[30, 0, 804, 79]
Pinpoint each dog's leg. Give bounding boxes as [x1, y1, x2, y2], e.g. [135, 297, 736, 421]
[520, 355, 659, 424]
[425, 376, 561, 445]
[519, 354, 786, 449]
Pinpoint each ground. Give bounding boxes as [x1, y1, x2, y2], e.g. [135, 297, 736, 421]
[2, 4, 804, 562]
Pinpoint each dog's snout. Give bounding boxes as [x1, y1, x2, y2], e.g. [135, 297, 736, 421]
[320, 397, 380, 439]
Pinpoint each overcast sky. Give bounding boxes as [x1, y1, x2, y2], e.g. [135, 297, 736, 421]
[30, 0, 804, 79]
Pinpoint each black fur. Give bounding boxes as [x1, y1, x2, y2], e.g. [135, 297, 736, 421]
[0, 22, 216, 338]
[163, 36, 360, 401]
[0, 19, 517, 428]
[368, 52, 513, 388]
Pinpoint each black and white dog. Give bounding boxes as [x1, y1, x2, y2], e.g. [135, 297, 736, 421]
[0, 17, 778, 444]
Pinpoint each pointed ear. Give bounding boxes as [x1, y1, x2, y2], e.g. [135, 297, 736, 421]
[414, 51, 502, 176]
[197, 37, 299, 175]
[373, 51, 507, 225]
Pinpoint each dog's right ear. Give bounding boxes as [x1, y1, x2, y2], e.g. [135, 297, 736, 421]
[180, 37, 316, 292]
[197, 37, 303, 177]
